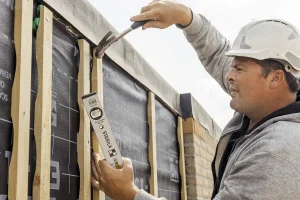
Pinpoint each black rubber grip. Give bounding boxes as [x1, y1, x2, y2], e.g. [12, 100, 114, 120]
[131, 20, 150, 29]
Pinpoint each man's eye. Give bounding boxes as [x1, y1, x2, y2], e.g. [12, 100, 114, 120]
[230, 65, 244, 71]
[236, 67, 243, 71]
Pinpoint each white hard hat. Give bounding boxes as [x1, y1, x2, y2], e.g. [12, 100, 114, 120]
[226, 18, 300, 78]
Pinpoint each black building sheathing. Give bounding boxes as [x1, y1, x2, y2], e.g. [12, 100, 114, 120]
[0, 2, 181, 199]
[156, 100, 181, 200]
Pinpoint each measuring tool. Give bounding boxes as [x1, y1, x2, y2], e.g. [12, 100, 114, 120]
[82, 92, 123, 169]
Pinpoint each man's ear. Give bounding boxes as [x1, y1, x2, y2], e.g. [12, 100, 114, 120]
[269, 70, 285, 89]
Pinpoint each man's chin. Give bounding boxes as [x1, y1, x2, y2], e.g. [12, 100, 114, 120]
[230, 99, 239, 111]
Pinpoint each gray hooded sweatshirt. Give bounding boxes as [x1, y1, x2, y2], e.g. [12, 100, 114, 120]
[135, 10, 300, 200]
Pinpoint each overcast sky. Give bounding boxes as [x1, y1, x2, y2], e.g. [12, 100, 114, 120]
[88, 0, 300, 129]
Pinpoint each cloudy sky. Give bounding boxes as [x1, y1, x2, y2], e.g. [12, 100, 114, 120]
[88, 0, 300, 129]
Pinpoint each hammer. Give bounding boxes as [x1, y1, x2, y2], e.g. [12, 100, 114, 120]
[95, 20, 149, 58]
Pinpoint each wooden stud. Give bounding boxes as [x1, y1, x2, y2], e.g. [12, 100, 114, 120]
[178, 117, 187, 200]
[32, 6, 53, 200]
[182, 117, 194, 134]
[183, 117, 218, 149]
[78, 39, 91, 200]
[183, 117, 206, 140]
[8, 0, 33, 199]
[147, 92, 158, 197]
[91, 49, 105, 200]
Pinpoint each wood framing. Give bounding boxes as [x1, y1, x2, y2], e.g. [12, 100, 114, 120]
[8, 0, 33, 199]
[32, 6, 53, 200]
[147, 92, 158, 197]
[183, 117, 218, 148]
[91, 49, 105, 200]
[78, 39, 91, 200]
[177, 117, 187, 200]
[183, 117, 207, 140]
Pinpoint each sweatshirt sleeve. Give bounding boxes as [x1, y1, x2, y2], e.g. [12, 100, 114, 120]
[134, 190, 167, 200]
[177, 10, 233, 93]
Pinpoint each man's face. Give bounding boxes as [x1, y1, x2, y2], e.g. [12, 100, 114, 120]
[226, 57, 270, 115]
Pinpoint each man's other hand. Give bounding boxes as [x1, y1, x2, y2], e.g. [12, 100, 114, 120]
[91, 152, 140, 200]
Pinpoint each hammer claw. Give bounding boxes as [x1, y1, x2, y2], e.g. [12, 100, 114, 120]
[95, 31, 115, 58]
[95, 20, 150, 58]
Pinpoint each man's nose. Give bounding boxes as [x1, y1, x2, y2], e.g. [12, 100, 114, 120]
[226, 68, 235, 83]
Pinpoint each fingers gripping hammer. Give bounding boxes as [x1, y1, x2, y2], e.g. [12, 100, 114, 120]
[95, 20, 149, 58]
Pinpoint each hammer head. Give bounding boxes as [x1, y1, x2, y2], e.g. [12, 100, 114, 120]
[95, 31, 117, 58]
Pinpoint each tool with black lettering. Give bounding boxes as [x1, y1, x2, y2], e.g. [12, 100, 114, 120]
[82, 92, 123, 169]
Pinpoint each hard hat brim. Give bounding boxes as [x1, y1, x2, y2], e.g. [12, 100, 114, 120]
[225, 49, 271, 60]
[225, 50, 300, 78]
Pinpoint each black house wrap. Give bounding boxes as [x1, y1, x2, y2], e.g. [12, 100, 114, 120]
[0, 1, 180, 199]
[0, 1, 15, 199]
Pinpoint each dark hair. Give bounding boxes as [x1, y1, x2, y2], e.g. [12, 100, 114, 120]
[254, 59, 300, 93]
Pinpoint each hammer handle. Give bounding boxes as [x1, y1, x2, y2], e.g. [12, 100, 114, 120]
[131, 20, 150, 29]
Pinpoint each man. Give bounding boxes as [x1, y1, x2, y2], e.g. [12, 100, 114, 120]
[91, 1, 300, 199]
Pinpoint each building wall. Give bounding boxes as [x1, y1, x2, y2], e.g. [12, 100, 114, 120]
[183, 117, 218, 200]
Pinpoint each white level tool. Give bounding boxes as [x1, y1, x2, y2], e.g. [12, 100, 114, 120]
[82, 92, 123, 169]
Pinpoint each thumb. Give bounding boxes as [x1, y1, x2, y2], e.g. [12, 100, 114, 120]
[122, 157, 133, 168]
[122, 158, 134, 175]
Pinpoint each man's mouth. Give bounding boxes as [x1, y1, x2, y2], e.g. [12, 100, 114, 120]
[229, 87, 238, 95]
